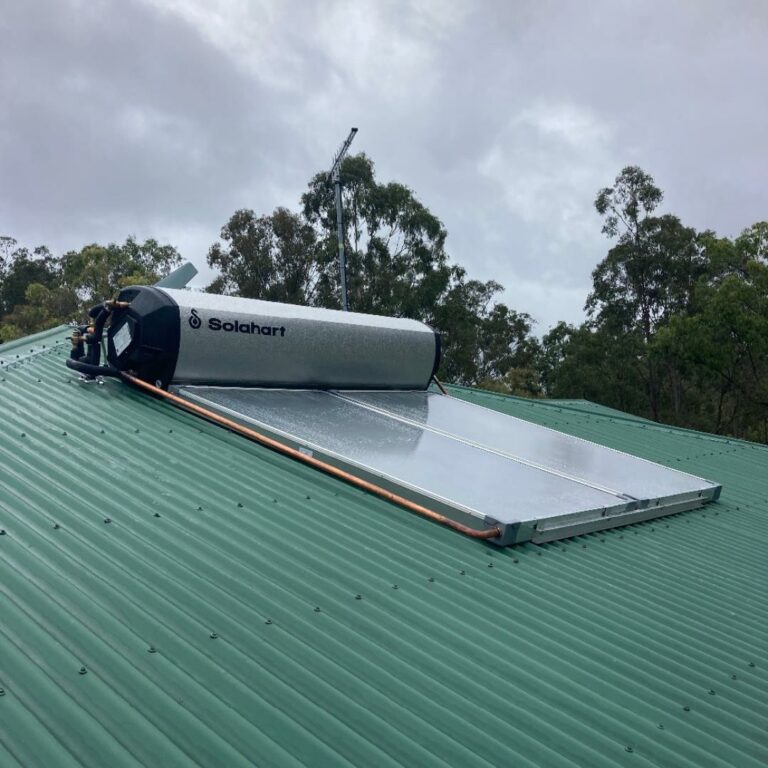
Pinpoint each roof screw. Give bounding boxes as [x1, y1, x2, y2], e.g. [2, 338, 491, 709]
[582, 544, 587, 549]
[53, 523, 60, 530]
[0, 688, 5, 696]
[355, 594, 363, 600]
[708, 689, 716, 695]
[0, 529, 6, 536]
[62, 431, 67, 436]
[148, 646, 157, 653]
[197, 506, 203, 511]
[512, 558, 519, 564]
[314, 606, 321, 612]
[428, 577, 435, 582]
[265, 618, 273, 625]
[488, 562, 494, 567]
[20, 432, 25, 438]
[237, 502, 243, 508]
[209, 632, 218, 639]
[272, 499, 278, 503]
[79, 666, 87, 675]
[731, 674, 737, 680]
[154, 512, 161, 518]
[459, 570, 466, 576]
[392, 584, 399, 589]
[100, 429, 105, 434]
[748, 662, 755, 668]
[168, 429, 173, 433]
[625, 746, 634, 753]
[305, 495, 311, 500]
[657, 724, 664, 730]
[134, 428, 140, 433]
[103, 518, 111, 524]
[683, 705, 690, 712]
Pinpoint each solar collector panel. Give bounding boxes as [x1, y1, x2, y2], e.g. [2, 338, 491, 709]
[174, 386, 721, 545]
[337, 391, 717, 501]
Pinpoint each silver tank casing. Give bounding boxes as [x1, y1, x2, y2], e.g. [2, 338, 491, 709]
[160, 288, 440, 390]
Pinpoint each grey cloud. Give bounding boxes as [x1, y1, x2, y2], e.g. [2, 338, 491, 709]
[1, 0, 766, 331]
[1, 1, 298, 239]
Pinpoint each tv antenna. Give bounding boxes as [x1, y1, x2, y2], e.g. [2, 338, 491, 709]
[327, 127, 358, 311]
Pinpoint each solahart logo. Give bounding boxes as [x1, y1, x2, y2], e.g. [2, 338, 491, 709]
[188, 308, 286, 337]
[209, 317, 286, 337]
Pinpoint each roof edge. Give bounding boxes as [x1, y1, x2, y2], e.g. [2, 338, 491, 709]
[446, 382, 768, 451]
[0, 324, 70, 355]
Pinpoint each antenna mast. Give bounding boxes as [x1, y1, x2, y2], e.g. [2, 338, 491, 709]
[327, 127, 358, 311]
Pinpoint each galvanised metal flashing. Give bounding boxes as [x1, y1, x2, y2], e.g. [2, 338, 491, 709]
[0, 327, 766, 767]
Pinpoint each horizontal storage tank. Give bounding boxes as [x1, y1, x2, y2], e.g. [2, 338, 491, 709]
[106, 286, 440, 390]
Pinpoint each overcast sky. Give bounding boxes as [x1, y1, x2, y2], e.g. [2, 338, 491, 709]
[1, 0, 766, 331]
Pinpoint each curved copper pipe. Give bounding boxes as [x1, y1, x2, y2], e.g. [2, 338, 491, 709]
[121, 373, 501, 541]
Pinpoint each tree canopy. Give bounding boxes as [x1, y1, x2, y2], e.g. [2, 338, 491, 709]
[0, 237, 180, 341]
[543, 166, 768, 441]
[207, 154, 540, 389]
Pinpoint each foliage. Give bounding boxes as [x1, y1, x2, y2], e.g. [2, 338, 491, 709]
[0, 238, 59, 317]
[543, 165, 768, 441]
[0, 236, 180, 342]
[208, 154, 539, 386]
[207, 208, 331, 305]
[653, 260, 768, 441]
[60, 237, 181, 307]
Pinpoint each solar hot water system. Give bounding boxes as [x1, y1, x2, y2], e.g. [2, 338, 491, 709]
[67, 264, 722, 545]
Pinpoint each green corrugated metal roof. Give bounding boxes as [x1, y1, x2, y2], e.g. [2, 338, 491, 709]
[1, 327, 766, 768]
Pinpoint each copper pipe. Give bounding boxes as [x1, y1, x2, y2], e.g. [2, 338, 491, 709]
[121, 373, 501, 541]
[432, 375, 449, 396]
